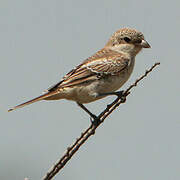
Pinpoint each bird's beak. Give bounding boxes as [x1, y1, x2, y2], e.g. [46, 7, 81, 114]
[141, 40, 151, 48]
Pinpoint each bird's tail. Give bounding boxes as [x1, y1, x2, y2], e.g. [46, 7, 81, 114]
[8, 91, 59, 112]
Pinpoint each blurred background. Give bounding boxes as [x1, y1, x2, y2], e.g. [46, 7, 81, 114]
[1, 0, 179, 180]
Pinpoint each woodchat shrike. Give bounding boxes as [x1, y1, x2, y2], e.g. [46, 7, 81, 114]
[8, 28, 150, 118]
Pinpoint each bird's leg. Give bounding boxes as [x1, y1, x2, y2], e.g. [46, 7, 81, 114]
[98, 90, 124, 98]
[76, 102, 100, 125]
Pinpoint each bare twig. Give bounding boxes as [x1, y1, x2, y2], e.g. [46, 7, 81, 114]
[42, 62, 160, 180]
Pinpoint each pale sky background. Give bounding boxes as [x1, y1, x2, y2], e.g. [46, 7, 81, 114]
[1, 0, 180, 180]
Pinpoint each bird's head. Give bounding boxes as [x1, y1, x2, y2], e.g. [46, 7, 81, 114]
[105, 28, 151, 56]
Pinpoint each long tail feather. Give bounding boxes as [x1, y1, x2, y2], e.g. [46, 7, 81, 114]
[8, 91, 59, 112]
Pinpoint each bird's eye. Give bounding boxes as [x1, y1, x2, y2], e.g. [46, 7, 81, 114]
[123, 37, 131, 43]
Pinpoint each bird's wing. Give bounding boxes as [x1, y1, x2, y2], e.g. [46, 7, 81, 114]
[47, 49, 130, 91]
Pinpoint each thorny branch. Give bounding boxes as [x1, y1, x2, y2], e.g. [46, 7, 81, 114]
[42, 62, 160, 180]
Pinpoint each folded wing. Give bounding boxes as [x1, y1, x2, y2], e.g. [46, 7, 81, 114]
[47, 49, 130, 90]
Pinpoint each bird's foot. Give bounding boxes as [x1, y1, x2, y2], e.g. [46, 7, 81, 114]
[112, 90, 124, 98]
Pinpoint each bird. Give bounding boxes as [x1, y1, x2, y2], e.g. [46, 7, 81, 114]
[8, 28, 150, 120]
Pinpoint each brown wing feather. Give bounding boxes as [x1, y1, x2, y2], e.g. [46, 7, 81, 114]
[86, 55, 129, 75]
[47, 49, 130, 91]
